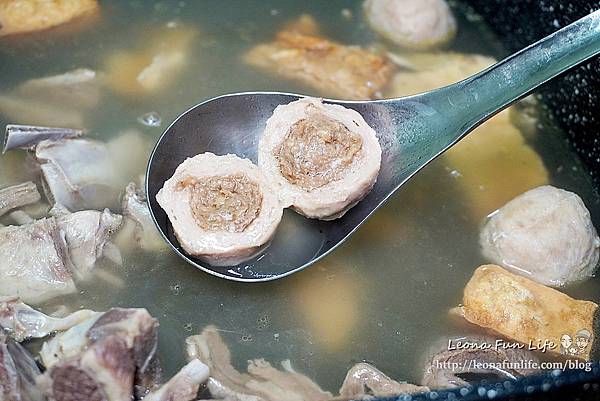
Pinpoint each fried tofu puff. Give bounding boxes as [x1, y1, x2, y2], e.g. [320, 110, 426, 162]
[456, 265, 598, 360]
[364, 0, 456, 49]
[156, 153, 283, 266]
[259, 97, 381, 220]
[244, 16, 396, 100]
[0, 0, 98, 36]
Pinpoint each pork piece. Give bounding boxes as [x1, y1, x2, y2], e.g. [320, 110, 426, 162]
[480, 186, 600, 286]
[0, 181, 41, 218]
[143, 360, 209, 401]
[421, 336, 540, 389]
[455, 265, 598, 360]
[33, 130, 150, 211]
[119, 182, 166, 252]
[243, 16, 396, 100]
[259, 97, 381, 220]
[0, 326, 46, 401]
[338, 363, 427, 399]
[157, 153, 284, 266]
[0, 297, 97, 342]
[364, 0, 456, 49]
[3, 125, 83, 153]
[0, 209, 122, 304]
[39, 308, 160, 401]
[0, 69, 101, 128]
[0, 0, 98, 36]
[185, 326, 333, 401]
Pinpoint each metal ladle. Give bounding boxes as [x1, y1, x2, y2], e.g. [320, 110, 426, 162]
[147, 10, 600, 282]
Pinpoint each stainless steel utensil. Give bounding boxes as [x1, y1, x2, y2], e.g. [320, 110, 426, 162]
[147, 10, 600, 282]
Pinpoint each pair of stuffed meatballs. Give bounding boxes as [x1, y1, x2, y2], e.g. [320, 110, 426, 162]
[157, 98, 382, 266]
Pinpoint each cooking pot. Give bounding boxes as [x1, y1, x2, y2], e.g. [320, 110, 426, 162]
[376, 1, 600, 400]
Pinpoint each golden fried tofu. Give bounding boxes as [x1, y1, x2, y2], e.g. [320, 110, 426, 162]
[0, 0, 98, 36]
[387, 52, 548, 220]
[243, 16, 396, 100]
[105, 24, 197, 96]
[458, 265, 597, 360]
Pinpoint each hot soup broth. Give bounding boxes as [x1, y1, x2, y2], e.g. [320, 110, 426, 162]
[0, 0, 598, 393]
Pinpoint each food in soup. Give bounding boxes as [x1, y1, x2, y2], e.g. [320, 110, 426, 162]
[364, 0, 456, 49]
[455, 265, 598, 360]
[118, 182, 167, 252]
[157, 153, 283, 266]
[0, 69, 101, 129]
[259, 97, 381, 220]
[30, 130, 150, 212]
[3, 125, 83, 153]
[38, 307, 161, 400]
[480, 186, 600, 286]
[0, 326, 45, 401]
[105, 24, 197, 96]
[0, 181, 40, 218]
[421, 335, 541, 389]
[143, 359, 209, 401]
[244, 16, 396, 100]
[0, 208, 121, 304]
[186, 325, 333, 401]
[0, 0, 98, 36]
[340, 363, 428, 398]
[0, 296, 96, 341]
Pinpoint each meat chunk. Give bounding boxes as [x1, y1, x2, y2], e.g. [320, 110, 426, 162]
[0, 326, 45, 401]
[0, 209, 122, 304]
[480, 186, 600, 286]
[0, 297, 97, 342]
[364, 0, 456, 49]
[157, 153, 283, 266]
[33, 130, 150, 212]
[39, 308, 160, 401]
[143, 360, 209, 401]
[339, 363, 427, 399]
[421, 336, 540, 389]
[0, 181, 41, 218]
[0, 0, 98, 36]
[455, 265, 598, 360]
[0, 69, 101, 128]
[259, 97, 381, 220]
[243, 17, 396, 100]
[185, 326, 332, 401]
[3, 125, 83, 153]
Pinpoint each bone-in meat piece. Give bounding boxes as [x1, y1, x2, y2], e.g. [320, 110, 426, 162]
[0, 209, 122, 305]
[0, 297, 97, 342]
[120, 182, 167, 252]
[39, 308, 160, 401]
[0, 326, 46, 401]
[339, 363, 427, 399]
[143, 359, 209, 401]
[0, 181, 41, 218]
[185, 326, 332, 401]
[244, 17, 396, 100]
[3, 125, 83, 153]
[455, 265, 598, 360]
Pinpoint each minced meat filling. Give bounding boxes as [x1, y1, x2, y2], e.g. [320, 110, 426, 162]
[177, 173, 263, 233]
[276, 114, 362, 190]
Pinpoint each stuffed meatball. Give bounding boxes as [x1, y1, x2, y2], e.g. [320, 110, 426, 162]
[364, 0, 456, 49]
[479, 185, 600, 286]
[156, 153, 283, 266]
[258, 97, 381, 220]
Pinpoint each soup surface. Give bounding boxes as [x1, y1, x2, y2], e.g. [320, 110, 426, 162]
[0, 0, 598, 393]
